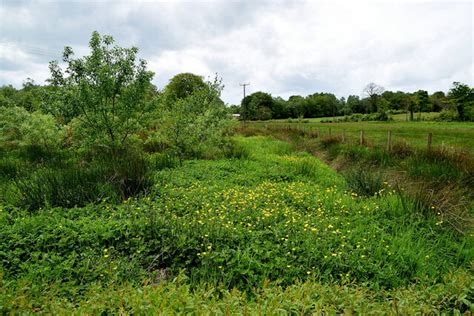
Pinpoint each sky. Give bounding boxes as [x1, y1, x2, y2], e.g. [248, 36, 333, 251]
[0, 0, 472, 105]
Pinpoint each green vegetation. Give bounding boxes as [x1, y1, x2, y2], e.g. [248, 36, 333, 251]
[0, 31, 473, 314]
[232, 82, 473, 122]
[1, 137, 472, 313]
[250, 120, 474, 153]
[237, 124, 473, 233]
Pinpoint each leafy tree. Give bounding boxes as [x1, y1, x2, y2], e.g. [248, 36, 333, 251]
[272, 96, 289, 119]
[227, 104, 241, 115]
[163, 73, 208, 105]
[430, 91, 447, 112]
[240, 92, 274, 120]
[159, 76, 230, 161]
[288, 95, 306, 118]
[346, 95, 364, 114]
[448, 82, 473, 121]
[415, 90, 430, 119]
[48, 31, 155, 149]
[240, 95, 257, 120]
[405, 94, 418, 121]
[0, 85, 18, 108]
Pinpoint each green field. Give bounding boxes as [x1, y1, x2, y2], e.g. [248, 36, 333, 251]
[288, 112, 442, 122]
[251, 119, 474, 153]
[1, 136, 472, 314]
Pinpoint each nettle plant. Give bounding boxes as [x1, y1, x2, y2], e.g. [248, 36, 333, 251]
[48, 31, 155, 151]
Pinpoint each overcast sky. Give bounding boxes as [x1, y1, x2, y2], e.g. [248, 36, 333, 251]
[0, 0, 472, 104]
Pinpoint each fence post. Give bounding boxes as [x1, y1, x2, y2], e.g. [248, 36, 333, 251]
[329, 128, 332, 136]
[427, 133, 432, 151]
[387, 130, 392, 151]
[359, 130, 364, 146]
[317, 128, 320, 138]
[342, 130, 345, 142]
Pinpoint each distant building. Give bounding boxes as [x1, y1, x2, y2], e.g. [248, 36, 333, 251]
[231, 113, 241, 119]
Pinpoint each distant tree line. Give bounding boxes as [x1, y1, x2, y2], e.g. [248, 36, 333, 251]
[1, 78, 473, 122]
[233, 82, 473, 121]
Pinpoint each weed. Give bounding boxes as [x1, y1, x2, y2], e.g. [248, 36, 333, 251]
[343, 167, 386, 197]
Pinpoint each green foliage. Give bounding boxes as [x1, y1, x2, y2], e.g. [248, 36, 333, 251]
[343, 168, 386, 197]
[157, 76, 231, 161]
[322, 112, 393, 122]
[448, 82, 474, 121]
[1, 143, 153, 210]
[0, 81, 44, 111]
[240, 91, 274, 120]
[415, 90, 431, 114]
[0, 137, 471, 313]
[0, 106, 64, 151]
[162, 72, 208, 103]
[12, 166, 118, 210]
[2, 270, 472, 314]
[48, 31, 155, 148]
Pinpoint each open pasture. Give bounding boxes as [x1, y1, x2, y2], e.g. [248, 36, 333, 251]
[251, 120, 474, 153]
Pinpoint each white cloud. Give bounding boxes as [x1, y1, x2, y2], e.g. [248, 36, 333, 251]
[0, 0, 472, 103]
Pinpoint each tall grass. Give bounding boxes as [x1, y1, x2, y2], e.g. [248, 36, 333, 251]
[343, 168, 385, 197]
[13, 166, 118, 210]
[7, 147, 155, 210]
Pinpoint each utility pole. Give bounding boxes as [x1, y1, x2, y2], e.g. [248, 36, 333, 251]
[239, 83, 250, 99]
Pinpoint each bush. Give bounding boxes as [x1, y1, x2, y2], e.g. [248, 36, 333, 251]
[343, 167, 385, 197]
[322, 113, 393, 123]
[147, 152, 179, 170]
[0, 106, 64, 151]
[223, 139, 250, 159]
[0, 157, 22, 179]
[319, 136, 343, 149]
[391, 141, 413, 158]
[437, 109, 459, 122]
[158, 76, 231, 161]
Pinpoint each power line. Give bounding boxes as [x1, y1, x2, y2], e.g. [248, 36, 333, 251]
[0, 41, 61, 59]
[239, 82, 250, 99]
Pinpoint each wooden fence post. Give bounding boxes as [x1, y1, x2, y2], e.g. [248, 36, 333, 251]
[427, 133, 432, 151]
[387, 130, 392, 151]
[360, 130, 364, 146]
[342, 130, 345, 142]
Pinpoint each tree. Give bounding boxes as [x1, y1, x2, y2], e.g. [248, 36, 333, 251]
[0, 85, 18, 108]
[288, 95, 306, 118]
[272, 96, 289, 119]
[48, 31, 155, 149]
[406, 93, 417, 121]
[448, 82, 473, 121]
[163, 73, 208, 105]
[159, 76, 229, 161]
[240, 95, 257, 120]
[346, 95, 363, 114]
[240, 92, 274, 120]
[430, 91, 447, 112]
[363, 83, 385, 113]
[415, 90, 430, 119]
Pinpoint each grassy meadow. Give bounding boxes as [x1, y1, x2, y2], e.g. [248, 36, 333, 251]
[251, 119, 474, 153]
[1, 135, 473, 314]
